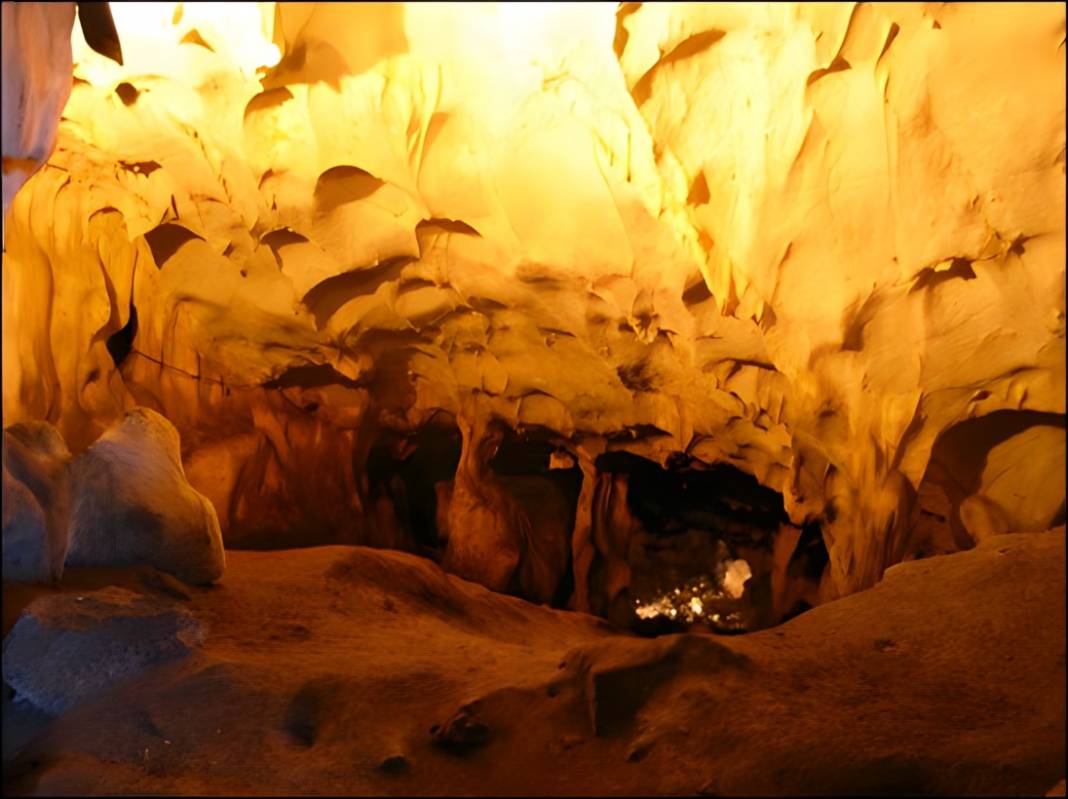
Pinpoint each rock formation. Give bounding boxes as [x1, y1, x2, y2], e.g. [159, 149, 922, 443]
[442, 405, 570, 603]
[2, 529, 1063, 795]
[66, 407, 225, 585]
[3, 586, 204, 716]
[1, 5, 1064, 795]
[443, 410, 524, 593]
[0, 2, 1064, 604]
[2, 421, 72, 584]
[0, 2, 76, 238]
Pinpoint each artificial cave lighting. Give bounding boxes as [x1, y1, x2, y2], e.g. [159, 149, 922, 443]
[1, 2, 1065, 796]
[632, 561, 752, 631]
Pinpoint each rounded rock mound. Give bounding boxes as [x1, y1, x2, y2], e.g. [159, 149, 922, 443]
[66, 407, 225, 585]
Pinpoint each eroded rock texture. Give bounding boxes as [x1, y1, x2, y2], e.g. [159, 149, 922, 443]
[1, 3, 1064, 599]
[2, 421, 72, 584]
[2, 529, 1064, 795]
[3, 586, 204, 716]
[0, 2, 76, 232]
[66, 408, 225, 585]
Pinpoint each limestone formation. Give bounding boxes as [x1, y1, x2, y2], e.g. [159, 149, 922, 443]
[66, 407, 225, 584]
[503, 474, 571, 606]
[443, 412, 525, 595]
[3, 463, 49, 582]
[2, 586, 204, 715]
[0, 2, 1063, 603]
[2, 421, 72, 583]
[0, 5, 1064, 795]
[0, 2, 76, 239]
[1, 2, 121, 238]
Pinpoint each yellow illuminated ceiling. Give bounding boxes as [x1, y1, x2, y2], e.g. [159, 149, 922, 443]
[2, 1, 1064, 596]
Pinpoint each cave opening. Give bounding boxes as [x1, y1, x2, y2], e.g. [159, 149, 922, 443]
[363, 420, 462, 558]
[592, 451, 828, 635]
[365, 421, 583, 609]
[912, 409, 1068, 556]
[364, 425, 829, 627]
[486, 426, 583, 609]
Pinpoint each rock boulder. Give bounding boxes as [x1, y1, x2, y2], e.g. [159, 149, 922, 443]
[2, 586, 204, 715]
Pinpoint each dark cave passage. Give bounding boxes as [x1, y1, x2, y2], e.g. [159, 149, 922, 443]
[592, 450, 828, 635]
[364, 424, 827, 629]
[365, 423, 583, 608]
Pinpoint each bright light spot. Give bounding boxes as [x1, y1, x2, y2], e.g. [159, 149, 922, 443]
[72, 1, 280, 86]
[549, 450, 575, 470]
[633, 562, 753, 627]
[496, 1, 556, 30]
[723, 559, 752, 599]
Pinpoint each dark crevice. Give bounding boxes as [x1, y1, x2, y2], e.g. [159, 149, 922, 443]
[77, 1, 123, 65]
[597, 453, 791, 534]
[910, 258, 977, 292]
[616, 361, 657, 392]
[515, 263, 572, 289]
[302, 256, 416, 329]
[687, 171, 710, 205]
[877, 23, 901, 65]
[682, 278, 713, 306]
[114, 82, 139, 105]
[262, 363, 363, 390]
[118, 160, 161, 177]
[632, 29, 727, 106]
[608, 424, 673, 442]
[466, 296, 508, 313]
[144, 223, 204, 267]
[724, 358, 778, 374]
[416, 218, 482, 238]
[842, 293, 883, 352]
[179, 28, 214, 52]
[366, 425, 462, 556]
[314, 165, 385, 214]
[106, 301, 138, 368]
[807, 56, 852, 86]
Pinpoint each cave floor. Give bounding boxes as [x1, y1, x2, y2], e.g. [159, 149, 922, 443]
[2, 530, 1065, 797]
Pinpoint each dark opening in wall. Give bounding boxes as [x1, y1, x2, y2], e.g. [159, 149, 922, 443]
[592, 451, 826, 635]
[105, 301, 138, 368]
[365, 423, 462, 558]
[779, 521, 829, 623]
[364, 422, 582, 608]
[488, 427, 583, 608]
[364, 429, 828, 625]
[913, 409, 1067, 557]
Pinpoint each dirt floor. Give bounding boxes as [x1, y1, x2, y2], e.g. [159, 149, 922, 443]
[2, 529, 1065, 796]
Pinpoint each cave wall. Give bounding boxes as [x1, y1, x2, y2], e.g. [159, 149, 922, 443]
[2, 2, 1064, 596]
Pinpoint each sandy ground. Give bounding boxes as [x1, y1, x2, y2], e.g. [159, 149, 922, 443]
[2, 529, 1065, 796]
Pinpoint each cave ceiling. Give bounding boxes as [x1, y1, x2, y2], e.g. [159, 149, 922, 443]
[2, 1, 1064, 596]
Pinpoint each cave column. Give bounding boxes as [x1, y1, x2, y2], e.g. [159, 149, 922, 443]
[567, 442, 604, 613]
